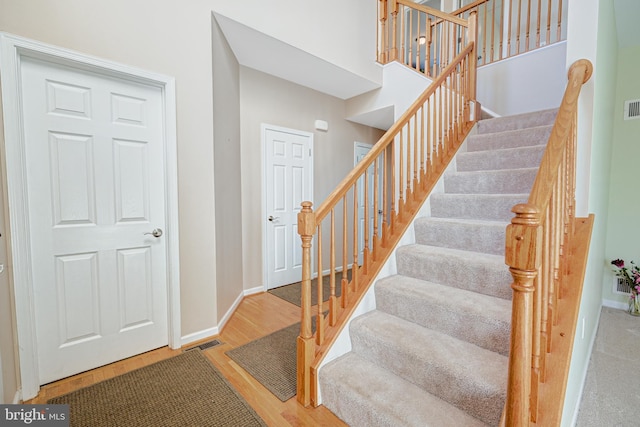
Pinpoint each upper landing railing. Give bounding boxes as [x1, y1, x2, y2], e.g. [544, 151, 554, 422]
[378, 0, 567, 76]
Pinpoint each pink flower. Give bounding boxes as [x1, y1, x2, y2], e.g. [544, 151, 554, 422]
[612, 259, 625, 268]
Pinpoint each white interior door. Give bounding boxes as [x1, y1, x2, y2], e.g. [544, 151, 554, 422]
[20, 56, 169, 384]
[264, 125, 313, 290]
[355, 142, 383, 265]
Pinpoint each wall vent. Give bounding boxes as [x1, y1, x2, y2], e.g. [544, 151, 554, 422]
[614, 276, 632, 295]
[624, 99, 640, 120]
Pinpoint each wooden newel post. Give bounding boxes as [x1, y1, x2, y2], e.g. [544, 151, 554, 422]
[297, 201, 315, 406]
[504, 203, 542, 426]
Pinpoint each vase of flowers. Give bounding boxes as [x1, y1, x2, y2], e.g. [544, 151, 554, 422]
[611, 259, 640, 316]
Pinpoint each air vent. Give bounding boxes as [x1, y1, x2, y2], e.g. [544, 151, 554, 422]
[185, 339, 222, 352]
[614, 277, 632, 295]
[624, 99, 640, 120]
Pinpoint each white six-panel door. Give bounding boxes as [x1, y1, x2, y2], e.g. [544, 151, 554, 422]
[20, 56, 169, 384]
[264, 126, 313, 290]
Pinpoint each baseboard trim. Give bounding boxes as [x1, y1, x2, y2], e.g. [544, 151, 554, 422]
[180, 327, 219, 347]
[602, 299, 627, 311]
[13, 389, 21, 404]
[180, 287, 265, 347]
[243, 286, 264, 296]
[568, 304, 602, 427]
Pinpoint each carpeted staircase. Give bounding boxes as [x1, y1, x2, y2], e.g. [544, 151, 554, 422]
[319, 109, 557, 426]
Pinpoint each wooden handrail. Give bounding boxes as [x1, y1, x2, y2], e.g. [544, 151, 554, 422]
[297, 12, 479, 407]
[315, 42, 474, 223]
[396, 0, 468, 27]
[503, 59, 592, 425]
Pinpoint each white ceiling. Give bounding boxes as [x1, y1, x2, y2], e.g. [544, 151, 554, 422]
[214, 13, 381, 101]
[614, 0, 640, 48]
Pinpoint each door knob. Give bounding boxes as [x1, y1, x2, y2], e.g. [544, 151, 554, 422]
[144, 228, 163, 238]
[268, 216, 280, 222]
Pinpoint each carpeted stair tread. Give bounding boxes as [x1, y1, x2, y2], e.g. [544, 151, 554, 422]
[457, 144, 545, 171]
[396, 244, 512, 300]
[430, 193, 528, 222]
[414, 216, 507, 255]
[350, 310, 507, 425]
[444, 167, 537, 194]
[467, 124, 552, 152]
[375, 275, 511, 355]
[320, 353, 489, 427]
[319, 109, 555, 427]
[476, 109, 557, 134]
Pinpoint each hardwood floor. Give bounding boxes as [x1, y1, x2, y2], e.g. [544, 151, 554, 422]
[27, 292, 347, 427]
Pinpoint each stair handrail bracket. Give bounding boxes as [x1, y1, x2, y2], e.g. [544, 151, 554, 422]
[296, 10, 480, 407]
[503, 59, 593, 426]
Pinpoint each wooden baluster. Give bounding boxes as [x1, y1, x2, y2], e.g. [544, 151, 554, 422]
[516, 0, 522, 54]
[382, 148, 389, 246]
[297, 201, 315, 407]
[408, 8, 414, 69]
[426, 97, 432, 169]
[546, 0, 552, 46]
[342, 196, 348, 308]
[540, 218, 551, 380]
[412, 114, 418, 201]
[330, 209, 337, 325]
[482, 2, 487, 64]
[557, 0, 563, 41]
[399, 128, 404, 214]
[316, 224, 324, 345]
[363, 167, 370, 275]
[525, 0, 531, 51]
[352, 183, 359, 291]
[398, 6, 407, 64]
[505, 203, 542, 426]
[490, 0, 496, 62]
[378, 0, 388, 63]
[536, 0, 542, 48]
[420, 104, 426, 188]
[507, 0, 514, 57]
[499, 0, 505, 60]
[405, 120, 411, 207]
[391, 138, 397, 232]
[373, 157, 380, 257]
[552, 177, 561, 326]
[530, 272, 541, 423]
[468, 12, 478, 104]
[390, 0, 398, 61]
[426, 18, 432, 76]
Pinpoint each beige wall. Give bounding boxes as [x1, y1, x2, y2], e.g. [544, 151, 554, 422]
[212, 16, 242, 322]
[239, 67, 384, 289]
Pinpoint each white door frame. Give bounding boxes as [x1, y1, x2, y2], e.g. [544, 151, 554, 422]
[261, 124, 314, 290]
[0, 33, 181, 400]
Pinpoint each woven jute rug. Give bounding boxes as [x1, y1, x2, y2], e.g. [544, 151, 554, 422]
[268, 269, 351, 307]
[226, 322, 299, 402]
[226, 315, 324, 402]
[48, 349, 266, 427]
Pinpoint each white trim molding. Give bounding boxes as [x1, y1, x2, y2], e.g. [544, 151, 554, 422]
[0, 32, 181, 400]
